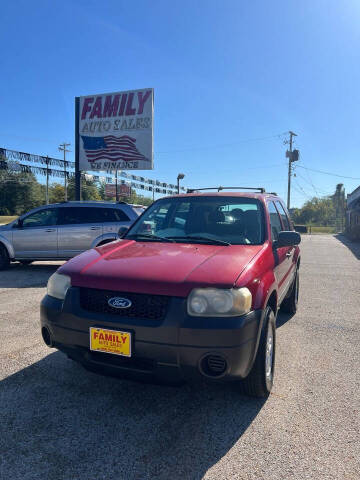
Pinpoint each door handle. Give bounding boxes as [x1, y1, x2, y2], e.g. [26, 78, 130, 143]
[90, 226, 101, 230]
[45, 228, 55, 232]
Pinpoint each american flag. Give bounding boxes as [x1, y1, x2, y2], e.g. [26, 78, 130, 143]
[81, 135, 149, 163]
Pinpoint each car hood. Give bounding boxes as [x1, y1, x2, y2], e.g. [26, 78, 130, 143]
[59, 240, 264, 297]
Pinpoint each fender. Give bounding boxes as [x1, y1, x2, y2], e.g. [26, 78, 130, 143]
[0, 234, 15, 259]
[251, 268, 278, 311]
[91, 233, 118, 249]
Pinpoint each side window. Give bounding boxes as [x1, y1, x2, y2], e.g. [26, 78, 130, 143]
[22, 209, 58, 228]
[275, 201, 290, 230]
[268, 202, 282, 241]
[102, 208, 130, 222]
[132, 201, 172, 233]
[58, 207, 104, 225]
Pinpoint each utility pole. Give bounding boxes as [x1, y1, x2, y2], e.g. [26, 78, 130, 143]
[58, 143, 71, 201]
[286, 131, 297, 210]
[115, 169, 119, 202]
[45, 156, 49, 205]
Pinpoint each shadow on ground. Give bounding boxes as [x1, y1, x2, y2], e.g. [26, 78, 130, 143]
[334, 234, 360, 260]
[0, 263, 61, 288]
[0, 352, 266, 480]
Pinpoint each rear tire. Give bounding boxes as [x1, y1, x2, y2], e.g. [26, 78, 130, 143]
[280, 268, 299, 314]
[0, 244, 10, 270]
[240, 306, 276, 398]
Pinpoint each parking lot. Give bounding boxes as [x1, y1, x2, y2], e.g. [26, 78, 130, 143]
[0, 235, 359, 480]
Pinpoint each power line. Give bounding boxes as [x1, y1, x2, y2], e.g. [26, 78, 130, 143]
[297, 164, 360, 180]
[294, 171, 332, 196]
[292, 185, 309, 199]
[293, 178, 312, 200]
[156, 131, 289, 154]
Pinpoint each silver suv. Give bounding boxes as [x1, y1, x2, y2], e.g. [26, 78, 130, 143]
[0, 201, 143, 269]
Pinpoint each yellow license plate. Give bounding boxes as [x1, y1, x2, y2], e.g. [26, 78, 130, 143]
[89, 328, 131, 357]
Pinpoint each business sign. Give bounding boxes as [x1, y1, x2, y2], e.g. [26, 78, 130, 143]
[105, 183, 132, 198]
[78, 88, 153, 172]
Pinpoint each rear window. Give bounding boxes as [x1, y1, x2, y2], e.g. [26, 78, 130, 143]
[102, 208, 130, 222]
[133, 207, 145, 216]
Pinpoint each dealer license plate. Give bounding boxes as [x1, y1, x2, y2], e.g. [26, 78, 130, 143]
[89, 328, 131, 357]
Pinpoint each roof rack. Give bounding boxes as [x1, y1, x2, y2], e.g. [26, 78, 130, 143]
[187, 186, 266, 194]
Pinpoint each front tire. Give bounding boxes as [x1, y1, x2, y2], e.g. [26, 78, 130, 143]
[240, 306, 276, 398]
[0, 244, 10, 270]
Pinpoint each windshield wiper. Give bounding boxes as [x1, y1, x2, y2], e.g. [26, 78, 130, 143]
[125, 233, 175, 243]
[167, 236, 231, 246]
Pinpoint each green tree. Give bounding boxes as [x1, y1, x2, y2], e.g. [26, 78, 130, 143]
[67, 176, 101, 201]
[0, 170, 44, 215]
[49, 183, 66, 203]
[291, 184, 346, 229]
[332, 183, 346, 231]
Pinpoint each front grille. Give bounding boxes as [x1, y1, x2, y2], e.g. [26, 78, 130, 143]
[79, 287, 170, 321]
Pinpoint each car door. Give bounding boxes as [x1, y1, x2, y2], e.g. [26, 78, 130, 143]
[12, 207, 58, 259]
[101, 207, 132, 236]
[275, 200, 296, 294]
[57, 207, 103, 259]
[268, 201, 290, 302]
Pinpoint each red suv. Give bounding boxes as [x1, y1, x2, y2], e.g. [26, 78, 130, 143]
[41, 188, 300, 397]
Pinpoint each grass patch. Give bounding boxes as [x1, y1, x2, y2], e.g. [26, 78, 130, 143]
[308, 226, 337, 234]
[0, 216, 17, 225]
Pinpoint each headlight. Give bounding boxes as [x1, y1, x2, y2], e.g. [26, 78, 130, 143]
[47, 273, 71, 300]
[187, 288, 252, 317]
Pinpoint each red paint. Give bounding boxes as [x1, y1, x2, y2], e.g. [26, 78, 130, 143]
[81, 97, 94, 119]
[137, 90, 151, 114]
[125, 92, 136, 116]
[89, 97, 103, 119]
[103, 95, 120, 117]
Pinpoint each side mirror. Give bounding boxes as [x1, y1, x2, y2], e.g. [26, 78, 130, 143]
[13, 218, 23, 228]
[118, 225, 129, 238]
[275, 231, 301, 248]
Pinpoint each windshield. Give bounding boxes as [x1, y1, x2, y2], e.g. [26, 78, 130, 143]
[125, 196, 265, 245]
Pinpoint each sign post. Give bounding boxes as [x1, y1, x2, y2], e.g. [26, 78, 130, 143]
[75, 97, 81, 200]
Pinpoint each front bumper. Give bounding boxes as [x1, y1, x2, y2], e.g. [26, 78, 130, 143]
[40, 287, 264, 383]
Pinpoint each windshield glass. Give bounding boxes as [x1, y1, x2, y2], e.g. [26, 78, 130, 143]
[126, 196, 265, 245]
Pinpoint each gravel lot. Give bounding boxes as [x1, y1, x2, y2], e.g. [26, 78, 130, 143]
[0, 235, 359, 480]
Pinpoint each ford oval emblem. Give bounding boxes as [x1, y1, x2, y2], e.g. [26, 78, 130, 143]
[108, 297, 132, 309]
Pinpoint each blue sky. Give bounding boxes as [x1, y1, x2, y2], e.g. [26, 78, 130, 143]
[1, 0, 360, 206]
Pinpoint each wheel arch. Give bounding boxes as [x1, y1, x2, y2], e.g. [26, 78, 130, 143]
[266, 290, 278, 316]
[0, 235, 14, 259]
[91, 233, 118, 249]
